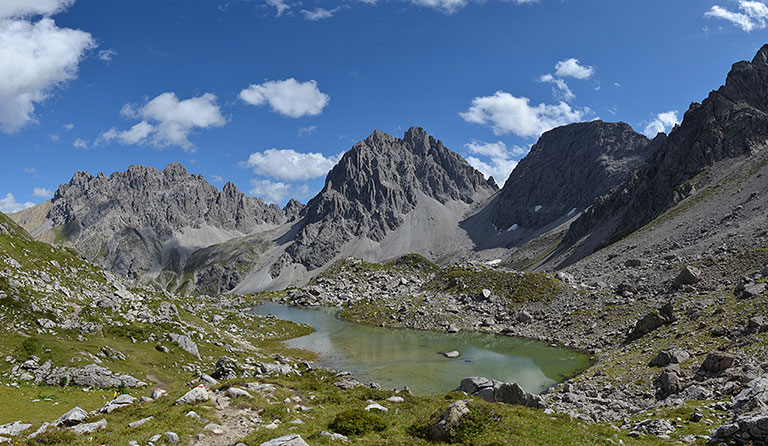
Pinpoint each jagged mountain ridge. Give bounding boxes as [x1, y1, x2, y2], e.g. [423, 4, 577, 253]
[14, 163, 298, 284]
[275, 126, 499, 273]
[558, 44, 768, 266]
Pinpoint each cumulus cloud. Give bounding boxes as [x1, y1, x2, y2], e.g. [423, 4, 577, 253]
[554, 58, 595, 79]
[209, 175, 224, 183]
[539, 73, 575, 101]
[643, 110, 679, 137]
[0, 193, 34, 213]
[239, 78, 329, 118]
[242, 148, 341, 181]
[0, 14, 95, 133]
[0, 0, 75, 18]
[72, 137, 88, 148]
[706, 1, 768, 32]
[32, 187, 52, 198]
[301, 7, 340, 20]
[464, 141, 527, 185]
[249, 179, 309, 204]
[98, 92, 226, 150]
[460, 91, 588, 138]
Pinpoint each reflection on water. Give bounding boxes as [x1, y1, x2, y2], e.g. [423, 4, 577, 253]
[251, 302, 589, 395]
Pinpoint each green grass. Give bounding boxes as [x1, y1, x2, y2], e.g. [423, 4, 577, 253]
[425, 267, 563, 304]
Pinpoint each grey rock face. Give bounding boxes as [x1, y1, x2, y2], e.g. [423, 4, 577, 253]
[0, 421, 32, 436]
[565, 45, 768, 260]
[488, 121, 652, 232]
[627, 304, 675, 341]
[31, 163, 286, 280]
[700, 352, 739, 375]
[281, 127, 497, 272]
[34, 361, 146, 388]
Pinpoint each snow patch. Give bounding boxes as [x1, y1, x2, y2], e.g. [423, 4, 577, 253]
[534, 205, 543, 212]
[506, 224, 518, 232]
[567, 207, 577, 216]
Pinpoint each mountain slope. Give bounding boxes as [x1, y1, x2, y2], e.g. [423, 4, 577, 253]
[558, 44, 768, 266]
[269, 127, 498, 276]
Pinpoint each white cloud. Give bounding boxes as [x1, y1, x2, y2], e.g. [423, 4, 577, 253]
[706, 1, 768, 32]
[62, 122, 73, 130]
[98, 92, 226, 150]
[23, 167, 36, 174]
[267, 0, 291, 16]
[32, 187, 52, 198]
[464, 140, 528, 185]
[49, 133, 60, 142]
[209, 175, 224, 183]
[643, 110, 679, 137]
[409, 0, 537, 14]
[0, 193, 34, 213]
[239, 78, 329, 118]
[554, 58, 595, 79]
[249, 179, 309, 204]
[97, 48, 117, 62]
[539, 73, 575, 101]
[298, 125, 317, 136]
[301, 7, 340, 20]
[242, 148, 341, 181]
[0, 17, 95, 133]
[0, 0, 75, 19]
[72, 137, 88, 148]
[467, 156, 518, 185]
[460, 91, 588, 138]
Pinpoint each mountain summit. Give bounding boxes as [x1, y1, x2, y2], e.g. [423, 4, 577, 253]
[275, 127, 497, 273]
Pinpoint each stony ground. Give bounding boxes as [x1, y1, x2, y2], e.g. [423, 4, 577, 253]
[2, 206, 767, 445]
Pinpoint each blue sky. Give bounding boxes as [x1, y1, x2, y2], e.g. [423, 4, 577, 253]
[1, 0, 768, 211]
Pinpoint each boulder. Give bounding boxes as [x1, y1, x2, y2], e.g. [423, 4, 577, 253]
[70, 419, 106, 435]
[169, 333, 200, 359]
[156, 302, 180, 322]
[427, 399, 471, 442]
[55, 407, 88, 426]
[655, 364, 686, 398]
[441, 351, 460, 359]
[738, 282, 767, 299]
[174, 385, 209, 405]
[516, 310, 534, 323]
[749, 316, 768, 333]
[627, 304, 675, 341]
[100, 394, 137, 413]
[211, 356, 239, 380]
[625, 259, 645, 268]
[711, 415, 768, 445]
[0, 421, 31, 437]
[456, 377, 544, 409]
[733, 377, 768, 414]
[318, 431, 349, 442]
[673, 266, 701, 287]
[260, 434, 311, 446]
[649, 347, 690, 367]
[128, 417, 153, 429]
[700, 352, 738, 375]
[227, 387, 252, 399]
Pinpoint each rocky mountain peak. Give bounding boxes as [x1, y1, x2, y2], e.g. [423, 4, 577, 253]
[33, 162, 288, 277]
[280, 127, 497, 271]
[486, 120, 652, 233]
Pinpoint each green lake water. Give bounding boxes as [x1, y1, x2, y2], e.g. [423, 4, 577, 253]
[251, 302, 590, 395]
